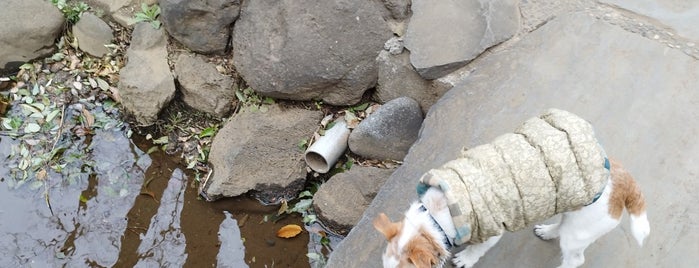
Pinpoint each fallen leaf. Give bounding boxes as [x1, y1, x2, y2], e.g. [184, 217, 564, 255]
[81, 108, 95, 127]
[45, 109, 60, 122]
[277, 200, 289, 215]
[24, 122, 41, 133]
[37, 168, 47, 181]
[344, 112, 360, 129]
[88, 78, 97, 88]
[319, 114, 333, 127]
[139, 190, 159, 203]
[238, 214, 249, 227]
[277, 224, 303, 238]
[0, 98, 8, 115]
[96, 77, 110, 91]
[109, 86, 122, 103]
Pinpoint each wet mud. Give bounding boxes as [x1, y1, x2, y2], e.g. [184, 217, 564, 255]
[0, 128, 313, 267]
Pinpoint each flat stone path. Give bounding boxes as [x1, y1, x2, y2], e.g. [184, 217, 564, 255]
[327, 7, 699, 268]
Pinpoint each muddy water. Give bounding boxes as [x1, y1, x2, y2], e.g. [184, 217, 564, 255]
[0, 127, 315, 267]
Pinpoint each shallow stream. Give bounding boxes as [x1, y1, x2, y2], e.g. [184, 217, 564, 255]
[0, 126, 332, 267]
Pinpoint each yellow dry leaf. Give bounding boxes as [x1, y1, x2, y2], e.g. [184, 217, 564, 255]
[81, 108, 95, 127]
[37, 168, 48, 181]
[277, 224, 303, 238]
[277, 200, 288, 216]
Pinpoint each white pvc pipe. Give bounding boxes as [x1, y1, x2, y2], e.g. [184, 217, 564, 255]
[305, 120, 350, 173]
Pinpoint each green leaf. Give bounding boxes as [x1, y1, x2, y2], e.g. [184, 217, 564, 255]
[186, 160, 197, 169]
[320, 236, 331, 246]
[199, 126, 217, 138]
[19, 63, 34, 70]
[297, 138, 308, 150]
[95, 77, 110, 91]
[31, 102, 45, 112]
[146, 146, 159, 154]
[352, 102, 369, 111]
[298, 190, 312, 198]
[303, 214, 317, 224]
[24, 122, 41, 133]
[262, 97, 275, 105]
[133, 15, 149, 23]
[2, 118, 14, 130]
[45, 109, 60, 122]
[50, 52, 65, 62]
[17, 88, 31, 96]
[291, 198, 313, 213]
[31, 84, 40, 96]
[152, 136, 168, 144]
[235, 89, 246, 102]
[79, 194, 89, 203]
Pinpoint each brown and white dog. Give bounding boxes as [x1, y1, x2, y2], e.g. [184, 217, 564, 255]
[373, 159, 649, 268]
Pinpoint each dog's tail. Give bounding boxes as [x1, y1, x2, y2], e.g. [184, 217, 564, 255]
[630, 211, 649, 246]
[625, 179, 650, 247]
[610, 159, 650, 247]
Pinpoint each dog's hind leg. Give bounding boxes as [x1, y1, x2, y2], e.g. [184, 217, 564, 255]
[452, 234, 502, 268]
[555, 198, 621, 268]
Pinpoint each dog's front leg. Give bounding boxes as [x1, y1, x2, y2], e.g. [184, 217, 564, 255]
[452, 234, 502, 268]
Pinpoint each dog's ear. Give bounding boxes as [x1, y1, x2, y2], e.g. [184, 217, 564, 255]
[408, 242, 438, 268]
[373, 213, 400, 240]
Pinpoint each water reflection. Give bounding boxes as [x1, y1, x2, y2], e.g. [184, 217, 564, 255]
[217, 211, 247, 268]
[1, 127, 316, 267]
[0, 128, 149, 267]
[135, 169, 187, 267]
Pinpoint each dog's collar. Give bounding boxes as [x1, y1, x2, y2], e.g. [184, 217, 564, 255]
[418, 204, 454, 249]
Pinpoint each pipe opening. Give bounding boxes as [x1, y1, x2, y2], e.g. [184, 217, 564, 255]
[305, 151, 329, 173]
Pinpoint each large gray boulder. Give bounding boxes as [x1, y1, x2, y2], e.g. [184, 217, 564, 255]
[404, 0, 520, 79]
[174, 53, 236, 117]
[0, 0, 64, 75]
[328, 13, 699, 267]
[314, 166, 394, 235]
[232, 0, 393, 106]
[160, 0, 241, 54]
[348, 97, 423, 161]
[200, 104, 323, 204]
[88, 0, 145, 27]
[118, 23, 176, 125]
[73, 13, 114, 57]
[376, 49, 448, 113]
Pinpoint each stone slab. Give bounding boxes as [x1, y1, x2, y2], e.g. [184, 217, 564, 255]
[602, 0, 699, 41]
[327, 12, 699, 268]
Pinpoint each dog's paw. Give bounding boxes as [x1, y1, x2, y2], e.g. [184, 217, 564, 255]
[534, 224, 559, 240]
[452, 250, 478, 268]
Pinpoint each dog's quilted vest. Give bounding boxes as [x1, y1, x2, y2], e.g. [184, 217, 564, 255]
[417, 109, 610, 245]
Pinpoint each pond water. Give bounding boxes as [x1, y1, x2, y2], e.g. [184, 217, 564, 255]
[0, 126, 336, 267]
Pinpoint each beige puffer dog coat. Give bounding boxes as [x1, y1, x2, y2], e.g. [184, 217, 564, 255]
[417, 109, 610, 245]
